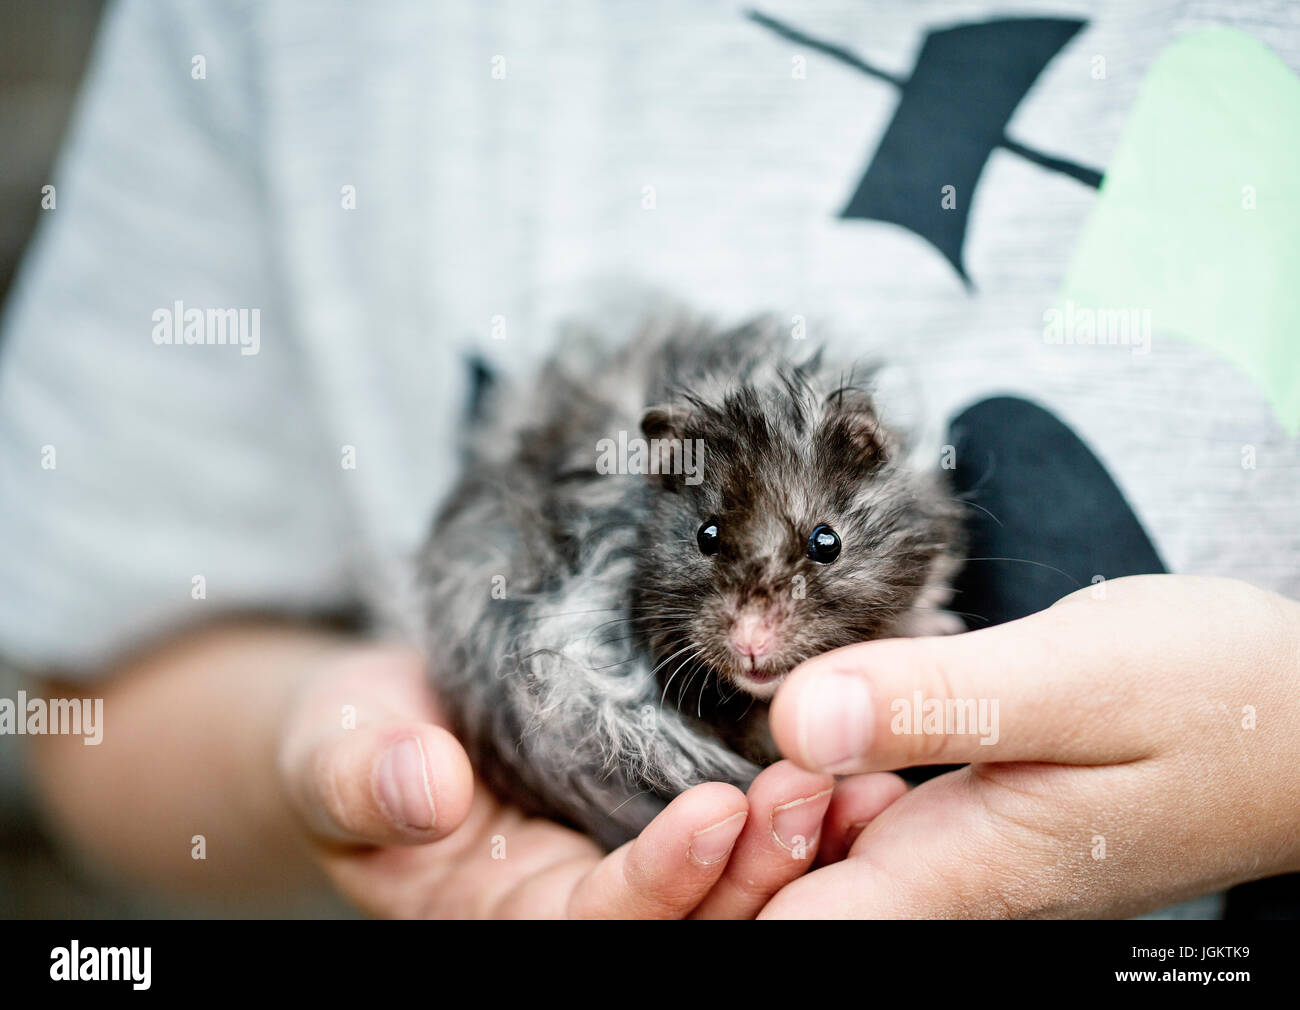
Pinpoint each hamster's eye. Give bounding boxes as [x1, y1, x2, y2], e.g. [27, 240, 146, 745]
[807, 524, 841, 564]
[697, 517, 721, 556]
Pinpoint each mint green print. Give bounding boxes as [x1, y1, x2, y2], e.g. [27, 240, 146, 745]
[1061, 28, 1300, 435]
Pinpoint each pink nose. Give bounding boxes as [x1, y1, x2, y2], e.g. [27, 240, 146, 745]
[729, 612, 775, 659]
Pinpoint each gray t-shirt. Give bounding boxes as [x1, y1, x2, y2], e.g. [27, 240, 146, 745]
[2, 0, 1297, 677]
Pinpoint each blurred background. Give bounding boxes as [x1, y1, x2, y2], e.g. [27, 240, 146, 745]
[0, 1, 348, 919]
[0, 0, 188, 918]
[0, 0, 164, 917]
[0, 2, 101, 298]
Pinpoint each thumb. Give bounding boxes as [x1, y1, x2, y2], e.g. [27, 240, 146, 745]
[770, 586, 1161, 775]
[281, 722, 474, 846]
[276, 645, 475, 846]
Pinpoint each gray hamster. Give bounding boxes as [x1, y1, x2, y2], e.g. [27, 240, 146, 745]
[418, 311, 963, 848]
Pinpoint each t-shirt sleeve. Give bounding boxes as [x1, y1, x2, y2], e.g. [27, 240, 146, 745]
[0, 0, 358, 676]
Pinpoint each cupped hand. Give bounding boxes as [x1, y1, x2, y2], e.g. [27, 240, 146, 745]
[762, 575, 1300, 918]
[274, 644, 893, 918]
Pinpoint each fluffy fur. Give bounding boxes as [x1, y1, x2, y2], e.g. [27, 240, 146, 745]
[417, 311, 963, 848]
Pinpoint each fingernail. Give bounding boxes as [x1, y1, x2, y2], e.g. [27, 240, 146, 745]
[688, 811, 746, 865]
[375, 737, 436, 830]
[797, 673, 873, 771]
[771, 788, 832, 851]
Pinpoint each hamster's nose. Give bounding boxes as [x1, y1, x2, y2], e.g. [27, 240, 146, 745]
[729, 611, 775, 659]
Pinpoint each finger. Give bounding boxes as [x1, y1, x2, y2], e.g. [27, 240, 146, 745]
[566, 783, 748, 919]
[283, 722, 474, 846]
[770, 596, 1161, 774]
[763, 762, 1146, 919]
[690, 761, 833, 919]
[816, 772, 910, 866]
[323, 812, 603, 919]
[760, 769, 1018, 919]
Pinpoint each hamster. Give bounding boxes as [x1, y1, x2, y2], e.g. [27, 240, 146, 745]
[417, 311, 964, 849]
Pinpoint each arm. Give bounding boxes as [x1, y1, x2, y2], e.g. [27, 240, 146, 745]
[28, 621, 347, 897]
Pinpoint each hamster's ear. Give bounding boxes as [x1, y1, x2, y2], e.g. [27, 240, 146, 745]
[640, 403, 689, 441]
[823, 387, 891, 463]
[639, 404, 700, 490]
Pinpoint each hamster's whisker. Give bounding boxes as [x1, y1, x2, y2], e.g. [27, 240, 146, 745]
[605, 789, 655, 819]
[962, 556, 1082, 586]
[959, 499, 1003, 527]
[677, 658, 711, 713]
[659, 647, 703, 706]
[648, 642, 699, 686]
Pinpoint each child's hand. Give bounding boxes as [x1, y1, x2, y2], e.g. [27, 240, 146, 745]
[275, 645, 887, 918]
[761, 574, 1300, 918]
